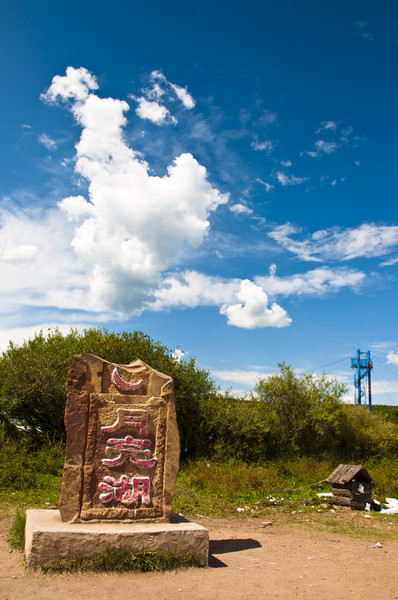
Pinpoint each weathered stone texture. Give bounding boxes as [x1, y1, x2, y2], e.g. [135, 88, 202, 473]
[59, 354, 180, 523]
[25, 509, 209, 568]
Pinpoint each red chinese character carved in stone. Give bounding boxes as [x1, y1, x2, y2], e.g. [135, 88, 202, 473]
[101, 408, 148, 436]
[99, 475, 151, 506]
[102, 435, 157, 468]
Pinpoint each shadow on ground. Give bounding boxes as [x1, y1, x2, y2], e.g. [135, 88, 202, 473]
[208, 538, 262, 568]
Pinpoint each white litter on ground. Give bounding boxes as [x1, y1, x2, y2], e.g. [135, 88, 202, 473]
[317, 492, 332, 498]
[380, 498, 398, 514]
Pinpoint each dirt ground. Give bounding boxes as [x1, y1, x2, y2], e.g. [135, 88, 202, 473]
[1, 516, 398, 600]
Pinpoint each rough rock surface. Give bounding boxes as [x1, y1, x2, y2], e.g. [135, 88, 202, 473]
[25, 510, 208, 568]
[59, 354, 180, 523]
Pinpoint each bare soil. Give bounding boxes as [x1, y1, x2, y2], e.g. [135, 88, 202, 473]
[1, 516, 398, 600]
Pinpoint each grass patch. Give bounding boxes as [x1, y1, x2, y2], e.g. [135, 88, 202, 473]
[173, 457, 335, 517]
[0, 437, 63, 513]
[1, 440, 398, 545]
[173, 456, 398, 540]
[7, 510, 26, 551]
[39, 549, 204, 573]
[173, 456, 398, 519]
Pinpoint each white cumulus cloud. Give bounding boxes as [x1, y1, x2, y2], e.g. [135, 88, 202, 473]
[41, 66, 98, 103]
[220, 279, 292, 329]
[387, 352, 398, 367]
[153, 271, 239, 309]
[43, 67, 228, 313]
[133, 97, 177, 125]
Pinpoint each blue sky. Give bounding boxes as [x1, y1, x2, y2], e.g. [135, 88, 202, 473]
[1, 0, 398, 403]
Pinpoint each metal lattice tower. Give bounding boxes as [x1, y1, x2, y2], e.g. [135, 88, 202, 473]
[350, 349, 373, 412]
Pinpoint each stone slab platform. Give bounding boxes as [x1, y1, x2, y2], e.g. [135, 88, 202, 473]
[25, 509, 209, 568]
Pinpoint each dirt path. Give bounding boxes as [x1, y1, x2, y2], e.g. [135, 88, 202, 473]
[1, 516, 398, 600]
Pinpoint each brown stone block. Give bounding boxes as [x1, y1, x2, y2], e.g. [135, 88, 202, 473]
[58, 464, 83, 522]
[59, 355, 180, 523]
[25, 510, 208, 568]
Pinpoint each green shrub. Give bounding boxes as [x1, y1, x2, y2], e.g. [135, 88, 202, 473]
[1, 332, 397, 465]
[0, 328, 215, 459]
[0, 436, 64, 490]
[194, 364, 398, 462]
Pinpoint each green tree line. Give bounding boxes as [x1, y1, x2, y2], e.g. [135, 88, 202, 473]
[0, 328, 397, 461]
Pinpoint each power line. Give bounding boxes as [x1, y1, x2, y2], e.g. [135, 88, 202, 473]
[303, 357, 347, 375]
[372, 356, 398, 382]
[371, 371, 396, 405]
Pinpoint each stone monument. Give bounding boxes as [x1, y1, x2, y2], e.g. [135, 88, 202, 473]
[25, 354, 209, 567]
[59, 354, 180, 523]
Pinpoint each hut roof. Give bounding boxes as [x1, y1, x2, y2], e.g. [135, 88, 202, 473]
[326, 464, 374, 485]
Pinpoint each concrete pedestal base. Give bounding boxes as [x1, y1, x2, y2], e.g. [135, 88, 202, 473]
[25, 509, 209, 568]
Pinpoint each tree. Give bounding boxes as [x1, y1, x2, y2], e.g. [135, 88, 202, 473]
[0, 328, 216, 458]
[252, 363, 348, 455]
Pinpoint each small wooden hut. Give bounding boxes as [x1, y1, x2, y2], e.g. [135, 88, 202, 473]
[326, 464, 374, 510]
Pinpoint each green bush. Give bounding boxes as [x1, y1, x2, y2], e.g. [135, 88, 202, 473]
[1, 332, 397, 464]
[0, 328, 215, 459]
[195, 364, 398, 461]
[0, 435, 64, 490]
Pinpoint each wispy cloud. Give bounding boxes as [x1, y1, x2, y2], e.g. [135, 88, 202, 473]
[211, 368, 271, 387]
[275, 171, 309, 186]
[251, 140, 273, 153]
[256, 178, 274, 192]
[256, 266, 365, 297]
[269, 223, 398, 262]
[38, 133, 57, 150]
[21, 124, 34, 136]
[316, 121, 338, 133]
[303, 121, 357, 158]
[130, 70, 195, 125]
[230, 203, 253, 216]
[256, 110, 277, 126]
[306, 139, 340, 158]
[354, 21, 375, 41]
[380, 255, 398, 267]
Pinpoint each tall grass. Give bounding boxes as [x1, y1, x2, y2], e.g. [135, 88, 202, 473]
[173, 456, 398, 517]
[7, 510, 26, 550]
[0, 432, 64, 508]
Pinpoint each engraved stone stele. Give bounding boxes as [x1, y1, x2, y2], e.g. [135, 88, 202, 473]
[25, 354, 209, 568]
[58, 354, 180, 523]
